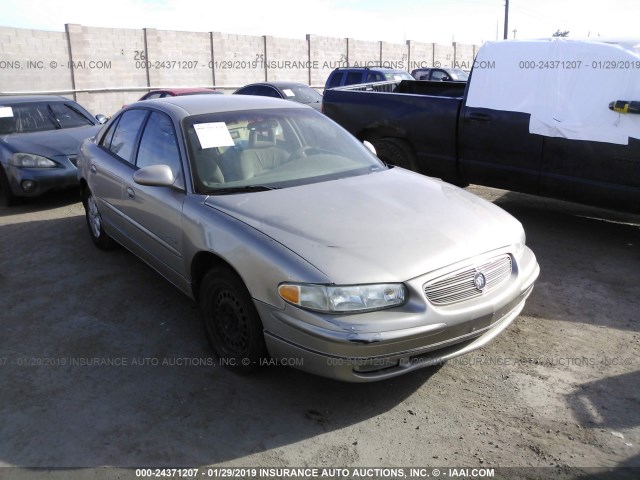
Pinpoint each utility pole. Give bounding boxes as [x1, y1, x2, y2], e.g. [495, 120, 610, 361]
[513, 29, 517, 39]
[504, 0, 509, 40]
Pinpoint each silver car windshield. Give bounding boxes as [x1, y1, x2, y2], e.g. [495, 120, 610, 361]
[184, 108, 386, 194]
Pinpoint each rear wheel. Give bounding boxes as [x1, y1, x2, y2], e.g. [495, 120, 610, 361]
[200, 267, 268, 371]
[83, 188, 116, 250]
[369, 137, 417, 171]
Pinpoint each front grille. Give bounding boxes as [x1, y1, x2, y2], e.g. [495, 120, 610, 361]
[68, 155, 78, 167]
[424, 254, 512, 306]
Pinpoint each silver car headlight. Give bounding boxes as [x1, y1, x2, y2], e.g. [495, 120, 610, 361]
[10, 153, 57, 168]
[278, 283, 406, 313]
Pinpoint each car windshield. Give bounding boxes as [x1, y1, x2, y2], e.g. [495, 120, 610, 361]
[449, 69, 470, 81]
[180, 91, 221, 96]
[184, 108, 386, 194]
[0, 102, 94, 134]
[281, 86, 322, 104]
[383, 71, 414, 81]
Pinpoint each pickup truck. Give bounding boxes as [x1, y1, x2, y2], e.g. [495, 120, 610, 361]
[323, 39, 640, 213]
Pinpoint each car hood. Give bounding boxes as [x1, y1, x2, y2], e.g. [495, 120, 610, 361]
[303, 101, 322, 111]
[0, 125, 101, 157]
[204, 168, 523, 283]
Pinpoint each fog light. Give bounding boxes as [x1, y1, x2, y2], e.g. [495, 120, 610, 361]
[353, 358, 399, 373]
[21, 180, 36, 192]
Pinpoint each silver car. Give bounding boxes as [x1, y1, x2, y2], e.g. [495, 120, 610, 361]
[77, 95, 539, 382]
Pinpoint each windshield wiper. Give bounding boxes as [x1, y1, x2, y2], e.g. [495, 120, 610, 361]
[208, 185, 279, 195]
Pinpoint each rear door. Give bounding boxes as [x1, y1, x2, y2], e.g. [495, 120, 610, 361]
[89, 109, 148, 235]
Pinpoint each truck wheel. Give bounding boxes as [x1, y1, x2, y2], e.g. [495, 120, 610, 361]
[83, 188, 117, 250]
[200, 267, 268, 371]
[0, 165, 22, 207]
[370, 137, 417, 171]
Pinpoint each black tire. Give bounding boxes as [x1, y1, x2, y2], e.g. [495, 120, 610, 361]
[0, 165, 22, 207]
[370, 137, 417, 171]
[83, 188, 116, 250]
[200, 267, 268, 371]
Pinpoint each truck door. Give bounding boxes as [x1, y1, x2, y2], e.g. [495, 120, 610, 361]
[458, 106, 543, 194]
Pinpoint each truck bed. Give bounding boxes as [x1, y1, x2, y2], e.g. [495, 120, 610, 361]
[323, 80, 464, 181]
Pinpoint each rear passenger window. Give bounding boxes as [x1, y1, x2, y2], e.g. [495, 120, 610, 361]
[345, 71, 362, 85]
[257, 86, 282, 98]
[108, 109, 148, 164]
[100, 117, 120, 149]
[327, 72, 344, 88]
[136, 112, 181, 176]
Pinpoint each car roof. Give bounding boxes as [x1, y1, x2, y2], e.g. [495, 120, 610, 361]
[153, 87, 218, 95]
[0, 95, 74, 104]
[239, 81, 310, 89]
[333, 67, 406, 72]
[128, 94, 309, 118]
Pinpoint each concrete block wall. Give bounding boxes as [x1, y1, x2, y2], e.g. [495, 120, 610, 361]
[0, 24, 481, 115]
[433, 43, 455, 68]
[347, 38, 380, 67]
[453, 42, 475, 70]
[308, 35, 348, 86]
[265, 36, 309, 83]
[66, 24, 148, 114]
[211, 32, 265, 87]
[407, 41, 435, 71]
[380, 42, 408, 70]
[0, 27, 72, 93]
[145, 29, 213, 88]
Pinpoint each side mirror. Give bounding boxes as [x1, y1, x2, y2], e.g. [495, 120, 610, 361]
[95, 114, 108, 124]
[363, 140, 377, 156]
[133, 164, 176, 187]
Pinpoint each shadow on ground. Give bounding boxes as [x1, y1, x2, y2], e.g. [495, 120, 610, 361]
[0, 213, 438, 467]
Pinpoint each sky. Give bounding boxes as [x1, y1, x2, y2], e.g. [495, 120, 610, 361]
[0, 0, 639, 46]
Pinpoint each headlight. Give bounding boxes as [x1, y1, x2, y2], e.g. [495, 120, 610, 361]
[10, 153, 57, 168]
[278, 283, 406, 313]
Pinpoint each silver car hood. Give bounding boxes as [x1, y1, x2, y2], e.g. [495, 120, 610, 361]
[204, 168, 523, 283]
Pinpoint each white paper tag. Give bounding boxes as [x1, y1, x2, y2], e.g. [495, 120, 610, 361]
[194, 122, 235, 149]
[0, 106, 14, 118]
[282, 89, 295, 97]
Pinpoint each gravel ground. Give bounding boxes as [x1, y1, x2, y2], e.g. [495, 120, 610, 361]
[0, 185, 638, 480]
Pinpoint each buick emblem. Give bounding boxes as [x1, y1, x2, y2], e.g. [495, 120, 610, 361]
[474, 272, 487, 291]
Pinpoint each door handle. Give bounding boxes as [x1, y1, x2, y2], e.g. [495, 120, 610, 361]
[467, 113, 492, 122]
[90, 164, 97, 174]
[126, 186, 135, 199]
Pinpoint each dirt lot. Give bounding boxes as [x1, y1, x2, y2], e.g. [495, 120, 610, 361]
[1, 185, 639, 480]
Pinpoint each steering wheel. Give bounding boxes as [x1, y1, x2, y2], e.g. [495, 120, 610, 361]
[288, 146, 318, 161]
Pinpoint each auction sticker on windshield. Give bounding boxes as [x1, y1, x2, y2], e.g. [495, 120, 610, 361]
[194, 122, 235, 149]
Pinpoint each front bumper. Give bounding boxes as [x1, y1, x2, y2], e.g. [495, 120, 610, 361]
[257, 246, 540, 382]
[6, 162, 78, 198]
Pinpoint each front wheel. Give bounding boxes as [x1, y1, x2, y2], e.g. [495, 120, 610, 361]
[200, 267, 268, 371]
[83, 188, 116, 250]
[369, 137, 417, 171]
